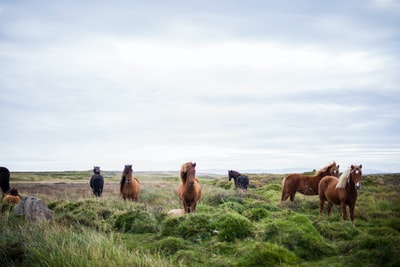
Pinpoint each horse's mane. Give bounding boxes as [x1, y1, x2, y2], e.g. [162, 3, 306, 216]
[229, 170, 241, 177]
[315, 161, 337, 176]
[180, 162, 196, 183]
[336, 167, 351, 189]
[120, 165, 132, 192]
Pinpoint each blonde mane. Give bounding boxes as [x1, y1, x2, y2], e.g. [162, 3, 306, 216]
[315, 161, 337, 176]
[336, 167, 351, 189]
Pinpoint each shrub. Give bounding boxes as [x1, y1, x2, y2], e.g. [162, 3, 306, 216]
[341, 233, 400, 267]
[161, 213, 215, 241]
[219, 201, 244, 213]
[114, 210, 159, 233]
[314, 221, 361, 241]
[236, 242, 299, 266]
[215, 212, 254, 242]
[264, 213, 335, 260]
[152, 236, 187, 255]
[242, 207, 269, 221]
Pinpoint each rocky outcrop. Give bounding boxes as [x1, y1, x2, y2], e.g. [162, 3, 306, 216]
[14, 196, 54, 222]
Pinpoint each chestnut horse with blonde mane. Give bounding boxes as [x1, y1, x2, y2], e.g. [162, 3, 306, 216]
[120, 165, 140, 201]
[281, 162, 339, 202]
[318, 164, 362, 225]
[178, 162, 201, 213]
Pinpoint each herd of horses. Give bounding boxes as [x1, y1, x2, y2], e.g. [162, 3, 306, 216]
[1, 161, 363, 225]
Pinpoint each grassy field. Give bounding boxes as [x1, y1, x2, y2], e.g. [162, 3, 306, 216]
[1, 170, 399, 266]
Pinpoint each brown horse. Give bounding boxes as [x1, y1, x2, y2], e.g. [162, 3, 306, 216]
[120, 165, 140, 201]
[318, 164, 362, 225]
[2, 188, 22, 204]
[178, 162, 201, 213]
[281, 161, 339, 203]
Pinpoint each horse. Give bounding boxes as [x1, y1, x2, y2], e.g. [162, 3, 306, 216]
[90, 166, 104, 197]
[228, 170, 249, 190]
[318, 164, 362, 225]
[120, 164, 140, 201]
[178, 162, 201, 213]
[2, 188, 22, 204]
[0, 167, 10, 196]
[281, 161, 339, 203]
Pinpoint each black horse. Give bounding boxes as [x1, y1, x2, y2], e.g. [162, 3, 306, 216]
[228, 170, 249, 190]
[90, 166, 104, 197]
[0, 167, 10, 196]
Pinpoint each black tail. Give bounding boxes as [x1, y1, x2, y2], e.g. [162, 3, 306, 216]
[0, 167, 10, 194]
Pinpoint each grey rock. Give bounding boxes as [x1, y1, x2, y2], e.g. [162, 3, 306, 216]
[14, 196, 54, 222]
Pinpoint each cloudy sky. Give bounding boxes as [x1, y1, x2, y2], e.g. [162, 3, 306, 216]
[1, 0, 399, 173]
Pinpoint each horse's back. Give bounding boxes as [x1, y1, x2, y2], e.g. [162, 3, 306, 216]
[281, 173, 300, 193]
[237, 175, 249, 189]
[283, 173, 302, 186]
[318, 175, 339, 199]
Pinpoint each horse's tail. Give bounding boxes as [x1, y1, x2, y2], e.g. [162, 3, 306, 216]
[282, 176, 287, 188]
[0, 167, 10, 194]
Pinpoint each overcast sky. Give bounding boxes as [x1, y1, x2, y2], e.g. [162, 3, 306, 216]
[1, 0, 399, 173]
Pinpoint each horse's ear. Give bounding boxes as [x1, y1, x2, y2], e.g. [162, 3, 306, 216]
[351, 165, 354, 169]
[192, 162, 196, 167]
[359, 164, 362, 169]
[337, 165, 339, 168]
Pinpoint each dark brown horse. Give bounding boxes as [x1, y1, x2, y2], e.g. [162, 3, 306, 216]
[178, 162, 201, 213]
[120, 165, 140, 201]
[228, 170, 249, 190]
[281, 162, 339, 202]
[0, 167, 10, 196]
[318, 164, 362, 225]
[90, 166, 104, 197]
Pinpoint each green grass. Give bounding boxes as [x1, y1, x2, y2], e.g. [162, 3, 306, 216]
[1, 171, 400, 266]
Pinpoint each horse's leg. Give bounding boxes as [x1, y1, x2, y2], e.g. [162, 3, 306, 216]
[327, 203, 333, 216]
[349, 203, 355, 225]
[192, 201, 197, 212]
[319, 198, 325, 216]
[289, 192, 295, 202]
[341, 202, 348, 221]
[183, 200, 189, 213]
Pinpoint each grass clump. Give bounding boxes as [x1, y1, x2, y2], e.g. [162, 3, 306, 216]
[161, 213, 216, 241]
[114, 210, 159, 234]
[152, 236, 187, 255]
[236, 242, 299, 267]
[215, 212, 254, 242]
[264, 213, 335, 260]
[340, 233, 400, 267]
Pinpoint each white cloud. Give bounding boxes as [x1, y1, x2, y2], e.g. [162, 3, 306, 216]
[0, 1, 399, 172]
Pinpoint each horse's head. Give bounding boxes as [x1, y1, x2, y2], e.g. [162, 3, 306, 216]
[123, 164, 133, 184]
[181, 162, 196, 187]
[93, 166, 100, 174]
[228, 170, 233, 181]
[329, 163, 340, 177]
[350, 164, 362, 190]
